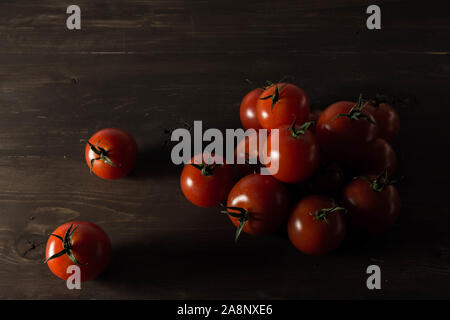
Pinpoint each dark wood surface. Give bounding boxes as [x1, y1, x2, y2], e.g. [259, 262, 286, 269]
[0, 0, 449, 299]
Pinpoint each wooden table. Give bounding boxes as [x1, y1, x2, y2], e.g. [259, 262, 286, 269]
[0, 0, 449, 299]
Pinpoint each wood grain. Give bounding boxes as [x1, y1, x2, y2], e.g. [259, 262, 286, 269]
[0, 0, 449, 299]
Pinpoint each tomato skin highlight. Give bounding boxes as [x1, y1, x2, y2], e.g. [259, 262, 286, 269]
[341, 178, 401, 234]
[256, 83, 310, 130]
[355, 138, 397, 178]
[226, 174, 291, 236]
[316, 101, 378, 165]
[366, 101, 400, 142]
[85, 128, 138, 180]
[287, 195, 346, 255]
[180, 154, 234, 208]
[240, 88, 264, 130]
[45, 221, 111, 282]
[263, 124, 320, 184]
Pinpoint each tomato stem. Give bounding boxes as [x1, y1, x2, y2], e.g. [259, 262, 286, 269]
[44, 224, 86, 265]
[221, 206, 250, 243]
[259, 83, 287, 112]
[359, 169, 399, 192]
[310, 207, 347, 223]
[86, 140, 118, 173]
[333, 94, 375, 124]
[288, 115, 313, 138]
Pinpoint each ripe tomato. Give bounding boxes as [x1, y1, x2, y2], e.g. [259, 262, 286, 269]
[223, 174, 290, 242]
[263, 119, 319, 183]
[234, 131, 265, 179]
[316, 96, 378, 165]
[85, 128, 138, 180]
[341, 173, 401, 234]
[306, 162, 345, 195]
[240, 88, 264, 130]
[180, 153, 234, 207]
[287, 195, 346, 255]
[256, 83, 310, 130]
[355, 138, 397, 178]
[45, 221, 111, 282]
[365, 96, 400, 142]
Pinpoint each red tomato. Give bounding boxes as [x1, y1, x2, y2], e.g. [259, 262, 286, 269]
[223, 174, 290, 241]
[365, 97, 400, 142]
[256, 83, 310, 130]
[306, 162, 345, 195]
[341, 174, 401, 234]
[180, 153, 234, 207]
[316, 96, 378, 165]
[263, 119, 319, 183]
[234, 131, 265, 179]
[287, 195, 346, 255]
[85, 128, 138, 180]
[240, 88, 264, 130]
[355, 138, 397, 178]
[45, 221, 111, 282]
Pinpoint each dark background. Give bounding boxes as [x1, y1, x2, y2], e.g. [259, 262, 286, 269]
[0, 0, 449, 299]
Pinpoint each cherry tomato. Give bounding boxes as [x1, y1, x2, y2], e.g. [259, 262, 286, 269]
[355, 138, 397, 178]
[240, 88, 264, 130]
[256, 83, 310, 130]
[316, 96, 378, 165]
[85, 128, 138, 180]
[223, 174, 290, 241]
[234, 131, 265, 179]
[306, 162, 345, 195]
[365, 96, 400, 142]
[341, 173, 401, 234]
[287, 195, 346, 255]
[180, 153, 234, 207]
[45, 221, 111, 282]
[263, 119, 319, 183]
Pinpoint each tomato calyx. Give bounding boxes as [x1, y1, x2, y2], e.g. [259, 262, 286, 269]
[288, 115, 313, 139]
[260, 83, 287, 112]
[359, 169, 399, 192]
[333, 94, 376, 124]
[189, 162, 220, 176]
[309, 206, 347, 224]
[44, 224, 86, 265]
[86, 140, 118, 173]
[221, 206, 250, 243]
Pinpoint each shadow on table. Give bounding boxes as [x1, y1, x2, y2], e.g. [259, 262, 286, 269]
[96, 233, 291, 298]
[127, 143, 179, 180]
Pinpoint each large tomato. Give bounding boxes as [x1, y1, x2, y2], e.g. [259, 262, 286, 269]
[180, 153, 234, 207]
[287, 195, 346, 255]
[256, 83, 310, 130]
[365, 96, 400, 142]
[355, 138, 397, 178]
[316, 96, 378, 165]
[85, 128, 138, 180]
[223, 174, 290, 242]
[341, 173, 401, 234]
[263, 119, 319, 183]
[45, 221, 111, 282]
[240, 88, 264, 130]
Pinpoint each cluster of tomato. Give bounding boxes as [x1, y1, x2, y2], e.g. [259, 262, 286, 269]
[180, 81, 401, 255]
